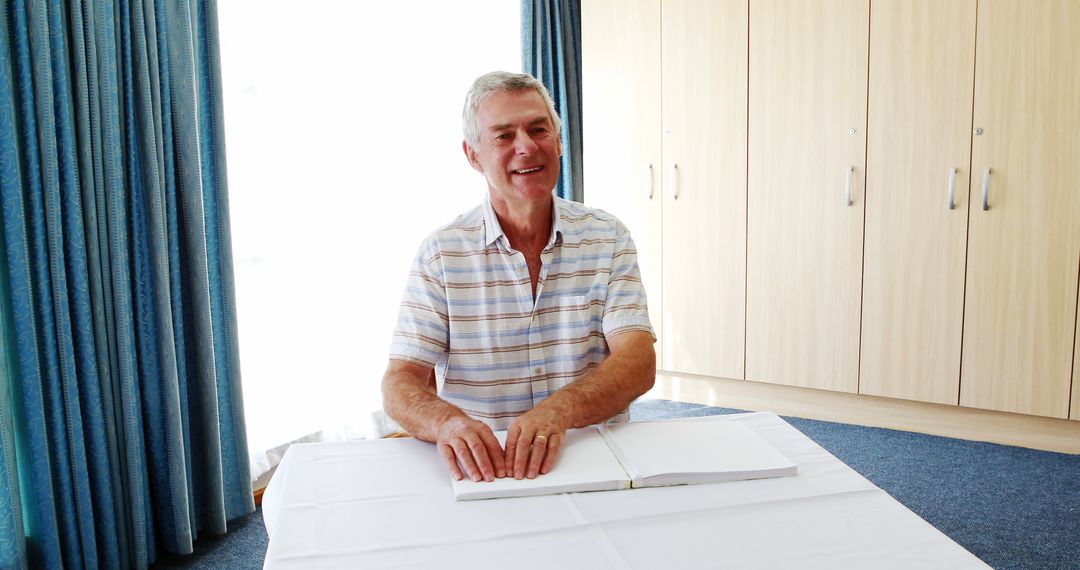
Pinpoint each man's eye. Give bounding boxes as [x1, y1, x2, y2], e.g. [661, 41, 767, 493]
[495, 133, 511, 141]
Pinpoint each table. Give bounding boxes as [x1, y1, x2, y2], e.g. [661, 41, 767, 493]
[261, 412, 989, 569]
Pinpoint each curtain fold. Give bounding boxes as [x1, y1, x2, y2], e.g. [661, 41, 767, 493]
[0, 0, 253, 568]
[522, 0, 582, 203]
[0, 228, 27, 570]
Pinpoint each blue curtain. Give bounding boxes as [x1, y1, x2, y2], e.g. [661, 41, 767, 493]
[0, 0, 253, 568]
[522, 0, 582, 203]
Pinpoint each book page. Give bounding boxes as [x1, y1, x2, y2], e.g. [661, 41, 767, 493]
[599, 419, 797, 486]
[451, 427, 630, 501]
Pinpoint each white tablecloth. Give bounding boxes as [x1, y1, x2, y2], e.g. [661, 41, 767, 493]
[261, 412, 988, 569]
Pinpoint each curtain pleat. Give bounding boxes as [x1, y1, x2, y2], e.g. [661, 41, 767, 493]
[0, 294, 28, 570]
[0, 44, 29, 555]
[4, 2, 69, 567]
[0, 0, 254, 567]
[67, 2, 124, 565]
[521, 0, 582, 203]
[91, 0, 142, 565]
[196, 0, 251, 525]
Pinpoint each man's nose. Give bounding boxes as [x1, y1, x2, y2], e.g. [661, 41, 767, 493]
[515, 131, 539, 154]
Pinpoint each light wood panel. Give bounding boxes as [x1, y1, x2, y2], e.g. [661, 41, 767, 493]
[1074, 273, 1079, 419]
[581, 0, 663, 361]
[644, 372, 1080, 454]
[961, 0, 1080, 418]
[660, 0, 747, 379]
[860, 0, 976, 404]
[746, 0, 868, 393]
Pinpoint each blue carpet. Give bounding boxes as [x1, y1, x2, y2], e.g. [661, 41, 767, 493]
[151, 399, 1080, 569]
[150, 507, 267, 570]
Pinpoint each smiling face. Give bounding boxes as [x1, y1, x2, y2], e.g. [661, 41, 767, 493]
[463, 89, 562, 211]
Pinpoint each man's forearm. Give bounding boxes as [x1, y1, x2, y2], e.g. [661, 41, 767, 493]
[382, 366, 470, 443]
[533, 333, 656, 430]
[382, 361, 507, 481]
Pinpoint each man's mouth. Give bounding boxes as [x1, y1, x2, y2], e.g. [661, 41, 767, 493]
[511, 166, 544, 175]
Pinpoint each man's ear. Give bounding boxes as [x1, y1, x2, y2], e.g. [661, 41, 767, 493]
[462, 140, 484, 173]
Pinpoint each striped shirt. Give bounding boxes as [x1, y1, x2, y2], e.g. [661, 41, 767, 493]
[389, 195, 655, 430]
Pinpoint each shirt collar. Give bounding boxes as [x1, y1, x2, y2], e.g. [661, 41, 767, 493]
[482, 193, 564, 250]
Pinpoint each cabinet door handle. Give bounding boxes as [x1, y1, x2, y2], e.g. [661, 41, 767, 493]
[845, 166, 854, 206]
[671, 163, 679, 200]
[647, 163, 654, 199]
[948, 167, 958, 210]
[982, 168, 991, 211]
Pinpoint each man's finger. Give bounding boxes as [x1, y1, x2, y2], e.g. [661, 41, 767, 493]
[451, 439, 482, 482]
[504, 424, 520, 472]
[539, 432, 562, 474]
[526, 433, 549, 479]
[438, 443, 464, 481]
[479, 429, 506, 478]
[513, 430, 534, 479]
[465, 434, 495, 481]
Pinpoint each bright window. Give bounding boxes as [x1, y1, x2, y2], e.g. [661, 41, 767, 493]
[217, 0, 521, 479]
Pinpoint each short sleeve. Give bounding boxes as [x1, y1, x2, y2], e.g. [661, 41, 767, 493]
[388, 239, 450, 368]
[601, 223, 656, 341]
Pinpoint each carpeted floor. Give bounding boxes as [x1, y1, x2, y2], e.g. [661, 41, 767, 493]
[151, 507, 269, 570]
[152, 398, 1080, 569]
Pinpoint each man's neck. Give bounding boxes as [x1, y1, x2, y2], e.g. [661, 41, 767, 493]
[490, 193, 553, 255]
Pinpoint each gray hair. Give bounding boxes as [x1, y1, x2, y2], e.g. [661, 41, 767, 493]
[462, 71, 562, 148]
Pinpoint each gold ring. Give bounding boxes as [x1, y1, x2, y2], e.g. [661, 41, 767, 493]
[535, 434, 547, 442]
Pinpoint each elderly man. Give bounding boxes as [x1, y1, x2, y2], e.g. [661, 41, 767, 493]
[382, 71, 656, 484]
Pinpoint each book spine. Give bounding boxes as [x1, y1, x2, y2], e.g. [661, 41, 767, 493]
[597, 425, 639, 483]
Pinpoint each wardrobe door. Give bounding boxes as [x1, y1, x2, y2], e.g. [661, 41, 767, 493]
[746, 0, 869, 392]
[1073, 295, 1079, 420]
[860, 0, 976, 404]
[660, 0, 747, 379]
[961, 0, 1080, 418]
[581, 0, 663, 359]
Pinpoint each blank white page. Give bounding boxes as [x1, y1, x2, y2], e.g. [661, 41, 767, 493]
[599, 419, 797, 486]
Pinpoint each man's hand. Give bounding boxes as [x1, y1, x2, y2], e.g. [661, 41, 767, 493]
[502, 330, 656, 479]
[383, 360, 508, 481]
[436, 416, 506, 482]
[504, 406, 570, 479]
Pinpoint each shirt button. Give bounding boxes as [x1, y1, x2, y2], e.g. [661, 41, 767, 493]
[534, 367, 542, 374]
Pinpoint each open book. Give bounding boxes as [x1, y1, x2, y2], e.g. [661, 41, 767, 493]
[452, 417, 797, 501]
